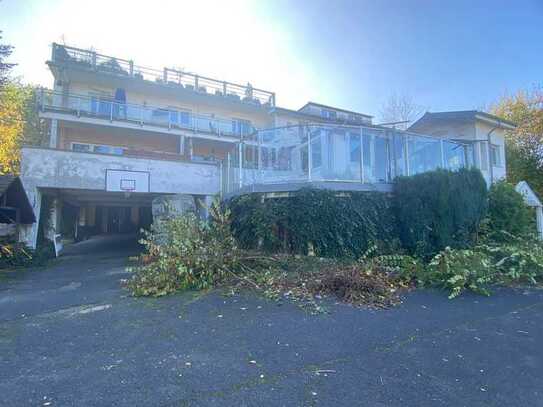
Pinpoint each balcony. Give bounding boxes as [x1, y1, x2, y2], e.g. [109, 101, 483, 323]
[38, 89, 255, 140]
[221, 124, 474, 195]
[21, 146, 220, 196]
[50, 43, 275, 107]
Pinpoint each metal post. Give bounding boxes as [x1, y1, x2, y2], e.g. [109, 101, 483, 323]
[77, 97, 81, 117]
[405, 135, 410, 176]
[223, 81, 227, 96]
[308, 126, 312, 182]
[239, 142, 243, 188]
[440, 139, 445, 169]
[360, 127, 364, 183]
[391, 131, 398, 179]
[129, 60, 134, 76]
[91, 51, 97, 68]
[163, 68, 168, 83]
[195, 75, 199, 91]
[140, 107, 144, 126]
[258, 131, 262, 182]
[110, 102, 113, 122]
[219, 161, 223, 197]
[227, 152, 231, 193]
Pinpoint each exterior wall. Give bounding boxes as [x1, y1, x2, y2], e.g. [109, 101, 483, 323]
[20, 147, 219, 195]
[19, 147, 220, 248]
[475, 122, 507, 183]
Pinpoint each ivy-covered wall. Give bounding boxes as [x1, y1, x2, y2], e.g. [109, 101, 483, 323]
[227, 168, 489, 259]
[228, 188, 397, 258]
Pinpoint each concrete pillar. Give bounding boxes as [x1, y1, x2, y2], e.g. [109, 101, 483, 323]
[19, 186, 41, 249]
[197, 195, 214, 220]
[47, 197, 62, 241]
[49, 119, 58, 149]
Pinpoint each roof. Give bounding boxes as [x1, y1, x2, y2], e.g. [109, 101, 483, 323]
[0, 175, 36, 224]
[409, 110, 517, 132]
[298, 102, 373, 118]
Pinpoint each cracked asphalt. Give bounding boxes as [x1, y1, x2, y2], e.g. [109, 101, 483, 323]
[1, 235, 543, 406]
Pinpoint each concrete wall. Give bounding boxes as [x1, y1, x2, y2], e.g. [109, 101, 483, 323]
[20, 147, 219, 195]
[19, 146, 220, 248]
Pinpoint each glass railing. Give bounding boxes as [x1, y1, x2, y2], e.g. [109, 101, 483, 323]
[51, 43, 276, 106]
[38, 89, 255, 138]
[222, 124, 473, 194]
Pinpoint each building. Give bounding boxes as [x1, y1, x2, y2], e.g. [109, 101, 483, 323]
[19, 43, 510, 249]
[408, 111, 515, 185]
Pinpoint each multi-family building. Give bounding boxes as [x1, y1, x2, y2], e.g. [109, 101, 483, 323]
[19, 43, 514, 249]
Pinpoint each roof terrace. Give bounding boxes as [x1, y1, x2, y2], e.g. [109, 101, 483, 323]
[49, 43, 276, 107]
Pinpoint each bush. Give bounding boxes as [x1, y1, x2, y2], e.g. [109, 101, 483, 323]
[127, 202, 239, 296]
[487, 181, 533, 240]
[419, 247, 493, 298]
[228, 188, 397, 258]
[393, 168, 488, 258]
[0, 240, 55, 269]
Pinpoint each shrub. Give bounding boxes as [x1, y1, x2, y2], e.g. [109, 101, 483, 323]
[487, 181, 533, 240]
[127, 201, 239, 296]
[0, 240, 54, 269]
[419, 247, 494, 298]
[393, 168, 488, 258]
[228, 188, 397, 258]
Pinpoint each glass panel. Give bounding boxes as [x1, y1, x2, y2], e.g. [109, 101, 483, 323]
[443, 141, 466, 171]
[407, 135, 441, 175]
[393, 132, 407, 178]
[363, 130, 389, 183]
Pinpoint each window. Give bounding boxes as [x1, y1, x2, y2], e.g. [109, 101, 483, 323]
[72, 143, 91, 152]
[490, 144, 502, 167]
[349, 133, 361, 163]
[479, 142, 488, 171]
[71, 142, 124, 156]
[321, 109, 337, 120]
[232, 118, 251, 136]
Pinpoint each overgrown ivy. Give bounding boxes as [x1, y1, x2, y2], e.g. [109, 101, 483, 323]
[228, 188, 398, 258]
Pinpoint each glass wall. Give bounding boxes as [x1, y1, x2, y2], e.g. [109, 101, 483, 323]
[222, 124, 469, 194]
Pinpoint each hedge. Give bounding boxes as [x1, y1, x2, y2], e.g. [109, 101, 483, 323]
[393, 168, 488, 258]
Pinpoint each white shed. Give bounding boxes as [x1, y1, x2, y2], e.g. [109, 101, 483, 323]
[515, 181, 543, 240]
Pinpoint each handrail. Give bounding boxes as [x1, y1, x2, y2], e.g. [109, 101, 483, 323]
[50, 43, 276, 107]
[38, 88, 255, 138]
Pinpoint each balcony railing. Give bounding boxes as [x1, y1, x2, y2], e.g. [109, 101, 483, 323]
[221, 124, 474, 195]
[39, 89, 255, 139]
[51, 43, 276, 107]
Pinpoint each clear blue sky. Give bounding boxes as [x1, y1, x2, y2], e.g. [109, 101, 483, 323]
[2, 0, 542, 118]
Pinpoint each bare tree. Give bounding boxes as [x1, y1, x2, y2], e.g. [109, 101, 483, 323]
[379, 93, 425, 130]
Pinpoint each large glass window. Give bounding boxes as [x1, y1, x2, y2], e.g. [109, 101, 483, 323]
[407, 135, 441, 175]
[443, 141, 466, 171]
[232, 118, 251, 137]
[363, 131, 389, 183]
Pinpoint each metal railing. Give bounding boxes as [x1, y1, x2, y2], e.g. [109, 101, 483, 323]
[39, 89, 255, 138]
[51, 43, 276, 107]
[221, 124, 474, 195]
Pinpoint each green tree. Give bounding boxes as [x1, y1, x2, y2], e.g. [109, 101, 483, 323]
[0, 30, 15, 87]
[491, 86, 543, 198]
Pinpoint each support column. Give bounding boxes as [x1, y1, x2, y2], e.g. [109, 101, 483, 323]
[19, 186, 41, 249]
[49, 119, 59, 148]
[536, 206, 543, 240]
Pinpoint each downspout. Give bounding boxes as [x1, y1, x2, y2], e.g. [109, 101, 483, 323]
[485, 118, 505, 185]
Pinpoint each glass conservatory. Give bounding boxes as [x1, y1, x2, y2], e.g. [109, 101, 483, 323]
[221, 124, 474, 195]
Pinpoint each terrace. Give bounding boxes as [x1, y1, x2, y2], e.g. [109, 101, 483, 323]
[50, 43, 276, 107]
[221, 124, 474, 195]
[38, 89, 255, 140]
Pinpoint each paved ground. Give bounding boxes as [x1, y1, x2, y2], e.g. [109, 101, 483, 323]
[1, 236, 543, 406]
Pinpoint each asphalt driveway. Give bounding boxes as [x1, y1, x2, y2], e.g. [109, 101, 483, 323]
[1, 241, 543, 406]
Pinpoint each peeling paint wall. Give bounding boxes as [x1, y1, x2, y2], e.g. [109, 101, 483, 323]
[20, 147, 220, 195]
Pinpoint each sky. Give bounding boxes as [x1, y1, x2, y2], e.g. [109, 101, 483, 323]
[1, 0, 542, 119]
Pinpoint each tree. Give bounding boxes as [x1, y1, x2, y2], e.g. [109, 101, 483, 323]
[379, 93, 425, 130]
[0, 31, 15, 87]
[0, 81, 43, 174]
[490, 86, 543, 198]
